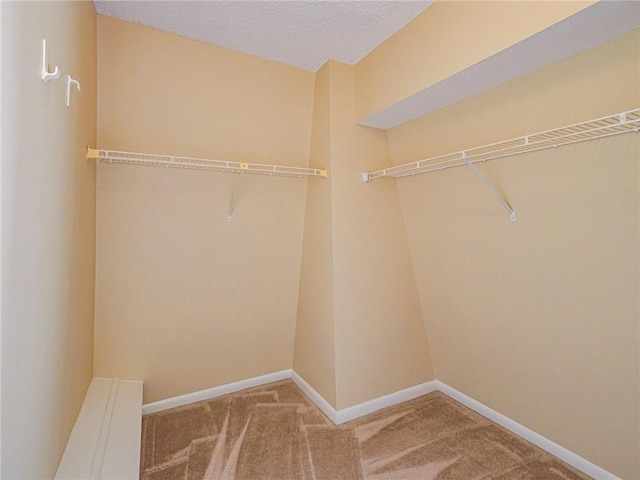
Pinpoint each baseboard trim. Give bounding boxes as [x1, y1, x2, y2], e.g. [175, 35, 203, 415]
[290, 371, 337, 423]
[142, 369, 291, 415]
[290, 372, 438, 425]
[335, 380, 439, 424]
[434, 381, 620, 480]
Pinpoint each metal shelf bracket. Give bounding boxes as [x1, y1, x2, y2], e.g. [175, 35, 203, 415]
[227, 167, 247, 222]
[462, 153, 517, 222]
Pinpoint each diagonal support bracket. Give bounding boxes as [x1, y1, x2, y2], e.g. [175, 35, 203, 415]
[227, 171, 245, 222]
[462, 153, 517, 222]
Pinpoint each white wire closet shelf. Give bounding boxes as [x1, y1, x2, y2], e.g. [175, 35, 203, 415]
[87, 147, 326, 223]
[362, 108, 640, 182]
[86, 148, 327, 179]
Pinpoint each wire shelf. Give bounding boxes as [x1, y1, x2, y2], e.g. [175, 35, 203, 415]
[87, 148, 327, 179]
[363, 108, 640, 182]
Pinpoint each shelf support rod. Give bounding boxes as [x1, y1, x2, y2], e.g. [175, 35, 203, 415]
[227, 171, 245, 223]
[462, 153, 517, 222]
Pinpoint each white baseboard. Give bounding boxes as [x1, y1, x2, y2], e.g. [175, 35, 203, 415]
[290, 371, 438, 425]
[141, 370, 619, 480]
[434, 381, 620, 480]
[335, 380, 438, 424]
[290, 371, 337, 423]
[142, 369, 291, 415]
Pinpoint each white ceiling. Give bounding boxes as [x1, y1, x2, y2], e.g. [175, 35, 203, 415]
[94, 0, 433, 72]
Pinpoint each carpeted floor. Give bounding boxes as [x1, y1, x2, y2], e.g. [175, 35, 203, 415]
[140, 380, 591, 480]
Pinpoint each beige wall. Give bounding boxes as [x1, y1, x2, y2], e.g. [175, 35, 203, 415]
[294, 61, 434, 410]
[1, 1, 97, 478]
[330, 61, 434, 409]
[95, 16, 315, 403]
[293, 62, 337, 406]
[355, 0, 593, 123]
[387, 30, 640, 479]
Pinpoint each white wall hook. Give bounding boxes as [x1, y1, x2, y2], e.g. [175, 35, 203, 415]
[66, 75, 81, 107]
[41, 39, 60, 83]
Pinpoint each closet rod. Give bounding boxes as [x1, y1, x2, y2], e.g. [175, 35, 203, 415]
[86, 148, 328, 179]
[362, 108, 640, 182]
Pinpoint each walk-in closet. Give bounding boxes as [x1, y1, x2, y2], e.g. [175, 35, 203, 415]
[2, 1, 639, 479]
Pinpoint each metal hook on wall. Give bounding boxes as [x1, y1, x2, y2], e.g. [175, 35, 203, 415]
[66, 75, 81, 108]
[41, 39, 60, 83]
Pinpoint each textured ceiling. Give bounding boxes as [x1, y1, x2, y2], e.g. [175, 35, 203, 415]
[94, 1, 433, 72]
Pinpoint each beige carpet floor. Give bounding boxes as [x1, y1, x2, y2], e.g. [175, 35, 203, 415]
[140, 380, 591, 480]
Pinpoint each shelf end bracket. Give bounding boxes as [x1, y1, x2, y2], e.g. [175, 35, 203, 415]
[86, 146, 100, 160]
